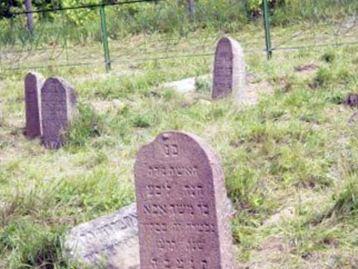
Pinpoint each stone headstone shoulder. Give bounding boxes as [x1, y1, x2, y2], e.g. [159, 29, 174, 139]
[41, 76, 77, 149]
[24, 72, 45, 139]
[64, 203, 139, 269]
[134, 131, 235, 269]
[212, 36, 246, 101]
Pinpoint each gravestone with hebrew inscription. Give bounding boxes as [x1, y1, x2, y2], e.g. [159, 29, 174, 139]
[212, 36, 246, 100]
[64, 203, 139, 269]
[135, 131, 235, 269]
[24, 72, 44, 138]
[41, 77, 77, 149]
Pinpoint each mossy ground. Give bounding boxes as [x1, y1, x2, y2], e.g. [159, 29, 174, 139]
[0, 21, 357, 268]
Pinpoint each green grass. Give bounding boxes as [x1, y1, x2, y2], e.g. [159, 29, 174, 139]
[0, 19, 357, 268]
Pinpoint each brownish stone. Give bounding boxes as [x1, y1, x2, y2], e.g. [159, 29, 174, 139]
[24, 72, 44, 139]
[41, 77, 77, 149]
[135, 131, 235, 269]
[212, 36, 246, 100]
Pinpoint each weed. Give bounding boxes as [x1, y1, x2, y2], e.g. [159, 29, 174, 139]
[321, 51, 336, 63]
[66, 102, 104, 149]
[195, 77, 211, 94]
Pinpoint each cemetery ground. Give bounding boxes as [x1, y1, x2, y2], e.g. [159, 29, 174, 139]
[0, 22, 357, 268]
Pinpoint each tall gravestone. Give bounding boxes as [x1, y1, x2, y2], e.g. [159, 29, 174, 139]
[41, 77, 77, 149]
[212, 36, 245, 100]
[135, 131, 235, 269]
[24, 72, 44, 138]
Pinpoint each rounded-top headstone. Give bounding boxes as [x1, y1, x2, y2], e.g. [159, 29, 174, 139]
[134, 131, 235, 269]
[41, 77, 77, 149]
[212, 36, 246, 100]
[24, 72, 44, 139]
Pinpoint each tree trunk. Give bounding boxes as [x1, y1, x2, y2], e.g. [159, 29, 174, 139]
[24, 0, 34, 33]
[187, 0, 195, 20]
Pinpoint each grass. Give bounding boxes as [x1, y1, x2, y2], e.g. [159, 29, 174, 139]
[1, 0, 357, 49]
[0, 17, 357, 269]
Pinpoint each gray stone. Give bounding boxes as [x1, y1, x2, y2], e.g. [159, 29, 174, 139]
[41, 77, 77, 149]
[263, 207, 295, 227]
[64, 203, 139, 269]
[24, 72, 44, 139]
[163, 77, 197, 93]
[212, 36, 246, 101]
[134, 131, 235, 269]
[161, 75, 211, 94]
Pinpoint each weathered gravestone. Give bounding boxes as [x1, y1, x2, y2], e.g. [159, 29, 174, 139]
[64, 203, 139, 269]
[212, 36, 245, 100]
[24, 72, 44, 138]
[41, 77, 77, 149]
[135, 131, 235, 269]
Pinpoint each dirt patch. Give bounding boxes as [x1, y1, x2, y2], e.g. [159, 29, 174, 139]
[263, 207, 295, 227]
[240, 78, 274, 106]
[239, 236, 290, 269]
[294, 63, 319, 74]
[91, 100, 113, 113]
[91, 99, 126, 114]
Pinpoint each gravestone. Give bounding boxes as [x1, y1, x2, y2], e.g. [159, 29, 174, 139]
[64, 203, 139, 269]
[24, 72, 44, 138]
[41, 77, 77, 149]
[212, 36, 245, 100]
[135, 131, 235, 269]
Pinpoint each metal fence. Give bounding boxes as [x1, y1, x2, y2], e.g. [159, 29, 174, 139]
[0, 0, 357, 73]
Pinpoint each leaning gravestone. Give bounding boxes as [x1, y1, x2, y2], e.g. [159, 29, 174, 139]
[212, 36, 245, 100]
[24, 72, 44, 138]
[64, 203, 139, 269]
[41, 77, 77, 149]
[135, 131, 235, 269]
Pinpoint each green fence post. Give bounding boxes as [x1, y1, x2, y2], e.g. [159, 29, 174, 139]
[262, 0, 272, 59]
[100, 4, 111, 72]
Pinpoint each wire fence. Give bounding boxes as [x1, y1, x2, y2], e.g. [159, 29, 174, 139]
[0, 0, 357, 72]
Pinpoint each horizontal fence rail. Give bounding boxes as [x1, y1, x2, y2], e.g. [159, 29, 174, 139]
[0, 0, 357, 72]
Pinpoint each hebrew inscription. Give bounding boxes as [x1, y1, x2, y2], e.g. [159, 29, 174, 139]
[135, 132, 235, 269]
[41, 77, 77, 149]
[212, 36, 246, 100]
